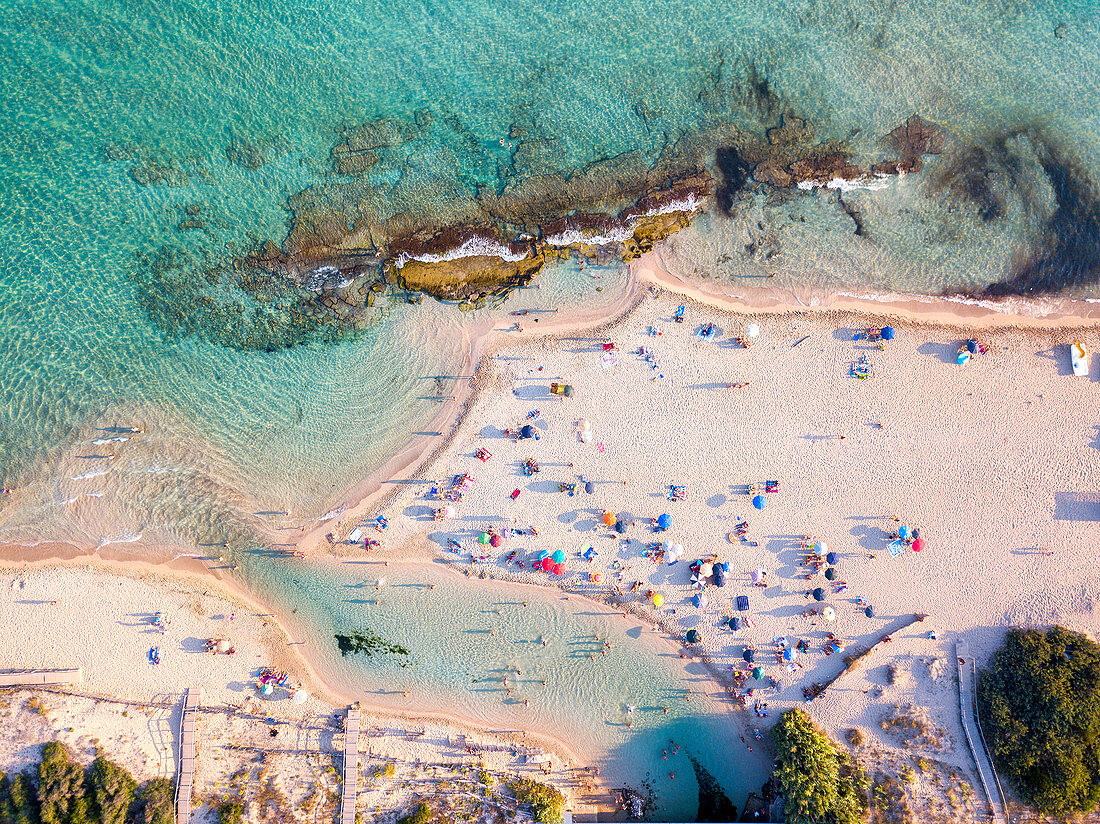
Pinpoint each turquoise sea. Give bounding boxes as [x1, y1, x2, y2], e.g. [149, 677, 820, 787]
[2, 0, 1099, 816]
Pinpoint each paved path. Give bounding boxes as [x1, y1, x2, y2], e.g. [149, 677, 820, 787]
[175, 688, 199, 824]
[0, 668, 82, 686]
[340, 706, 360, 824]
[956, 643, 1007, 824]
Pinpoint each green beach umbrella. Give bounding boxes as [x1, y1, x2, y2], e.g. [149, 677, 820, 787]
[478, 532, 490, 545]
[752, 666, 764, 680]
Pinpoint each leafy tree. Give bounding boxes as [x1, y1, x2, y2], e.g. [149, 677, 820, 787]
[87, 758, 135, 824]
[508, 779, 565, 824]
[0, 771, 41, 824]
[135, 779, 174, 824]
[772, 708, 868, 824]
[36, 743, 91, 824]
[978, 626, 1100, 816]
[395, 801, 431, 824]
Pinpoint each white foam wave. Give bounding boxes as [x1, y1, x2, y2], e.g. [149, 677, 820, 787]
[642, 192, 703, 217]
[70, 468, 108, 481]
[394, 237, 528, 269]
[545, 226, 635, 247]
[97, 532, 142, 548]
[797, 175, 891, 193]
[92, 436, 130, 445]
[317, 504, 346, 522]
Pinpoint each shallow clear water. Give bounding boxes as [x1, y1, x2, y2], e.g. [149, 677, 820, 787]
[2, 0, 1098, 813]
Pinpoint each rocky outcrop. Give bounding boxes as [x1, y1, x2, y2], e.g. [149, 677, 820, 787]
[875, 114, 945, 174]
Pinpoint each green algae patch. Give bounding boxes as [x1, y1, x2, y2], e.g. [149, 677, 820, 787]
[335, 628, 411, 663]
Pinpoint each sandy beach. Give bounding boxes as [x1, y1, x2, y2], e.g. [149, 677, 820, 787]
[4, 256, 1100, 820]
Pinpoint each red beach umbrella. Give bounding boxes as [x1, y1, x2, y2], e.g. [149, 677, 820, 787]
[912, 537, 925, 552]
[489, 534, 502, 548]
[552, 563, 564, 575]
[541, 557, 554, 572]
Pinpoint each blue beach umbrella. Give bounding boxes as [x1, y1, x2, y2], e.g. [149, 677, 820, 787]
[899, 525, 910, 541]
[752, 495, 766, 510]
[825, 552, 838, 565]
[520, 424, 536, 439]
[742, 648, 755, 662]
[551, 549, 566, 564]
[584, 481, 595, 494]
[812, 588, 825, 601]
[783, 647, 796, 662]
[881, 326, 895, 340]
[656, 513, 671, 530]
[865, 605, 875, 618]
[728, 617, 742, 631]
[685, 629, 700, 644]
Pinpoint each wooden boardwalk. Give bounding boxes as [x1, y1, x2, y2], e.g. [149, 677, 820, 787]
[175, 688, 200, 824]
[340, 706, 360, 824]
[0, 668, 83, 687]
[956, 643, 1006, 824]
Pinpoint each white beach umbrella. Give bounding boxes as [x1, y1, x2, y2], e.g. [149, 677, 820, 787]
[699, 562, 713, 578]
[817, 541, 829, 555]
[746, 323, 761, 338]
[822, 606, 836, 621]
[293, 689, 308, 704]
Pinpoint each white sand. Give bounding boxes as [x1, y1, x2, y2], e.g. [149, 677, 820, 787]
[355, 287, 1100, 802]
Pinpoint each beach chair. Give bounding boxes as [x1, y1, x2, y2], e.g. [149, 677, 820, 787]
[765, 480, 780, 493]
[374, 516, 388, 532]
[674, 305, 685, 323]
[668, 485, 686, 501]
[475, 448, 492, 462]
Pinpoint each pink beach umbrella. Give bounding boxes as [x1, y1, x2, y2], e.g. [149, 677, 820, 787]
[489, 534, 503, 548]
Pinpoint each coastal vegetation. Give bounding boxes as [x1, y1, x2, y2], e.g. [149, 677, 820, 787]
[395, 801, 431, 824]
[772, 708, 868, 824]
[507, 778, 566, 824]
[977, 626, 1100, 816]
[0, 745, 173, 824]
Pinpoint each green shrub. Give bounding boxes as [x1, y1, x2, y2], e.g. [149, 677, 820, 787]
[771, 708, 868, 824]
[88, 757, 136, 824]
[136, 778, 174, 824]
[477, 769, 493, 786]
[37, 743, 92, 824]
[978, 626, 1100, 816]
[508, 779, 565, 824]
[216, 799, 245, 824]
[0, 771, 42, 824]
[395, 801, 431, 824]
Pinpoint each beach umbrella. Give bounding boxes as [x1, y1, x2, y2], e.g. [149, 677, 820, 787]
[262, 683, 273, 696]
[520, 424, 536, 439]
[742, 648, 755, 662]
[489, 534, 502, 548]
[752, 495, 766, 510]
[881, 326, 895, 340]
[552, 549, 566, 564]
[293, 689, 308, 704]
[652, 593, 664, 608]
[585, 481, 595, 494]
[602, 511, 615, 526]
[747, 323, 761, 338]
[657, 513, 671, 530]
[825, 567, 837, 581]
[865, 605, 875, 618]
[817, 541, 829, 555]
[537, 550, 550, 561]
[614, 519, 627, 534]
[967, 339, 978, 354]
[825, 551, 838, 565]
[752, 666, 764, 680]
[812, 588, 825, 601]
[591, 572, 602, 583]
[578, 418, 589, 429]
[478, 532, 490, 545]
[552, 563, 564, 575]
[721, 561, 730, 572]
[783, 647, 796, 662]
[822, 606, 836, 622]
[713, 569, 726, 587]
[751, 568, 766, 585]
[899, 525, 910, 541]
[583, 546, 597, 561]
[699, 562, 713, 578]
[692, 593, 708, 609]
[685, 629, 700, 644]
[728, 617, 742, 631]
[912, 537, 925, 552]
[443, 505, 456, 518]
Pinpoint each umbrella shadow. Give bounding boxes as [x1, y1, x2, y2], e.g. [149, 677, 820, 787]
[849, 524, 886, 552]
[1090, 424, 1100, 451]
[512, 385, 552, 400]
[1035, 346, 1073, 376]
[916, 341, 962, 365]
[1053, 491, 1100, 521]
[706, 493, 727, 508]
[402, 504, 436, 521]
[526, 479, 564, 495]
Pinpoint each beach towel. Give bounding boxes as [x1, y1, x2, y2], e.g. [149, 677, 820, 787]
[736, 595, 749, 612]
[888, 540, 904, 557]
